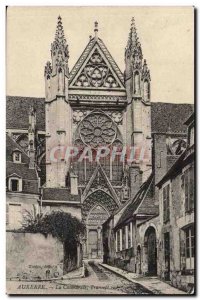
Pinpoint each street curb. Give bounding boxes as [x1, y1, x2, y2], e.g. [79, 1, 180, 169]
[99, 263, 155, 294]
[99, 263, 186, 295]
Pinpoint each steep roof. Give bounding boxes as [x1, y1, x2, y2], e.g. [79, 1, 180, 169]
[6, 134, 29, 164]
[157, 148, 194, 188]
[6, 96, 45, 131]
[151, 102, 194, 134]
[6, 134, 38, 182]
[42, 187, 81, 202]
[6, 96, 193, 135]
[115, 174, 158, 229]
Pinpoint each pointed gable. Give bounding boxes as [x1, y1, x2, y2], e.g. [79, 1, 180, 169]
[82, 164, 120, 206]
[69, 38, 125, 90]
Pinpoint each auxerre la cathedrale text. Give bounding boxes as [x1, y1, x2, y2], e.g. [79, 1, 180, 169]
[6, 8, 195, 295]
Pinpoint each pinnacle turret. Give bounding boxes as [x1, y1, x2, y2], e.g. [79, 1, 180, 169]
[141, 59, 151, 81]
[125, 17, 143, 67]
[50, 16, 69, 75]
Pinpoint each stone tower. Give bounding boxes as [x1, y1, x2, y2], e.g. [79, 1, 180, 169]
[44, 16, 72, 187]
[125, 18, 152, 181]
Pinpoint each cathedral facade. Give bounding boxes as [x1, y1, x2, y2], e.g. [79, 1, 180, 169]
[43, 16, 151, 258]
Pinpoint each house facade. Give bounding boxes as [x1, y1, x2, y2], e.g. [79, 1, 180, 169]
[156, 112, 194, 291]
[102, 112, 194, 292]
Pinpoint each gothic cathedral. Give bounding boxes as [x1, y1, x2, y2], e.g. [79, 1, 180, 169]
[43, 16, 152, 259]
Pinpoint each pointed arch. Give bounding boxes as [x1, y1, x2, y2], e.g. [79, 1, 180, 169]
[86, 203, 110, 226]
[134, 70, 140, 94]
[82, 189, 119, 222]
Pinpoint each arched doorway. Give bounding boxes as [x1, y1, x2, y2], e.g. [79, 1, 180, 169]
[144, 226, 157, 276]
[87, 205, 109, 258]
[82, 190, 118, 259]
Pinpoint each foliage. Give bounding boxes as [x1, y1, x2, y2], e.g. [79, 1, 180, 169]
[22, 210, 85, 246]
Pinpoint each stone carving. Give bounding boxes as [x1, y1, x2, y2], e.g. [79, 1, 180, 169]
[167, 138, 187, 155]
[69, 94, 126, 103]
[111, 112, 123, 124]
[74, 49, 120, 88]
[87, 205, 109, 226]
[79, 112, 116, 148]
[82, 190, 118, 221]
[73, 110, 84, 123]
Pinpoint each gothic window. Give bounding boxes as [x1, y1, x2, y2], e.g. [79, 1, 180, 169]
[74, 48, 120, 89]
[134, 71, 140, 94]
[184, 167, 194, 213]
[79, 112, 116, 148]
[73, 111, 123, 183]
[163, 184, 170, 223]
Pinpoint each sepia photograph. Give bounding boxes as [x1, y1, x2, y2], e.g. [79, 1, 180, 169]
[6, 6, 195, 295]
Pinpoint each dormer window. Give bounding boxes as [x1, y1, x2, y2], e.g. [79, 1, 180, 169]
[10, 179, 19, 191]
[7, 174, 22, 192]
[12, 149, 22, 163]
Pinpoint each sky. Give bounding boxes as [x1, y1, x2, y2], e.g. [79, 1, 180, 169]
[6, 6, 194, 103]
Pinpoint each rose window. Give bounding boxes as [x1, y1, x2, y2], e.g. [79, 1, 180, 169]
[79, 112, 117, 148]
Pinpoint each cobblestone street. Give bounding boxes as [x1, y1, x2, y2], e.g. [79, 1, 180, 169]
[7, 260, 152, 295]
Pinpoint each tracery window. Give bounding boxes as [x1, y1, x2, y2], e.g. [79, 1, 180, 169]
[79, 112, 116, 148]
[72, 111, 123, 184]
[74, 48, 120, 89]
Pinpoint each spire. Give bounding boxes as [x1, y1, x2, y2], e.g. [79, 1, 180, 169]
[51, 16, 69, 75]
[125, 17, 143, 68]
[94, 21, 98, 39]
[141, 59, 151, 81]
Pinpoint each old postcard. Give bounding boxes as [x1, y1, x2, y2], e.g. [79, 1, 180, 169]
[6, 6, 195, 295]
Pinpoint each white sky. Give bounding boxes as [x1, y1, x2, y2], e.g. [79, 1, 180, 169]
[6, 6, 194, 103]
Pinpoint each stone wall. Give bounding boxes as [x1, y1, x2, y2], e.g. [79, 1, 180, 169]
[6, 232, 63, 280]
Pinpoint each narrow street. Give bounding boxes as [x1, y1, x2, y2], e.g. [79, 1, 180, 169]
[7, 260, 152, 295]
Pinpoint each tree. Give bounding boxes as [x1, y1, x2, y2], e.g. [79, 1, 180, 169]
[22, 210, 85, 246]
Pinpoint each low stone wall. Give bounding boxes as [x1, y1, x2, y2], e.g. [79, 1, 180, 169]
[6, 231, 64, 280]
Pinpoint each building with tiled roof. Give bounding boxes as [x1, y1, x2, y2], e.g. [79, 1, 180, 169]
[6, 134, 40, 230]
